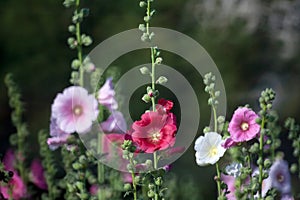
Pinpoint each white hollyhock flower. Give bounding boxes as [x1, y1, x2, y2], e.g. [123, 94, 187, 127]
[194, 132, 226, 166]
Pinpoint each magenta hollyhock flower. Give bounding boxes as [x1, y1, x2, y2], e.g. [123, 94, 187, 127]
[100, 111, 127, 133]
[222, 137, 238, 149]
[0, 173, 27, 200]
[89, 184, 99, 196]
[2, 149, 15, 170]
[47, 117, 71, 150]
[30, 159, 47, 190]
[269, 159, 291, 195]
[98, 78, 118, 110]
[51, 86, 98, 134]
[0, 150, 27, 199]
[130, 111, 177, 153]
[228, 107, 260, 142]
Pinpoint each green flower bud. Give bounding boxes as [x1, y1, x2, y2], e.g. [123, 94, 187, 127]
[144, 16, 150, 23]
[71, 59, 81, 69]
[203, 126, 211, 133]
[155, 177, 163, 186]
[290, 163, 298, 173]
[68, 25, 76, 33]
[124, 183, 131, 191]
[138, 24, 146, 32]
[140, 66, 150, 75]
[75, 181, 84, 190]
[155, 57, 163, 65]
[264, 159, 272, 168]
[141, 33, 149, 42]
[156, 76, 168, 84]
[82, 35, 92, 46]
[139, 1, 147, 7]
[142, 94, 151, 103]
[147, 190, 155, 198]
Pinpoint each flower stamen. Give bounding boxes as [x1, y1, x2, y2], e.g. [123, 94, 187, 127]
[240, 122, 249, 131]
[73, 105, 83, 116]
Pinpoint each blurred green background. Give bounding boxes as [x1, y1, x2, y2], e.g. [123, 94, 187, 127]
[0, 0, 300, 199]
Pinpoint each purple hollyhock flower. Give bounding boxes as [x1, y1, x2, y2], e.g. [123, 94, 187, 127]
[100, 111, 127, 133]
[97, 78, 118, 110]
[269, 159, 291, 195]
[51, 86, 98, 134]
[30, 159, 47, 190]
[47, 117, 71, 150]
[228, 107, 260, 142]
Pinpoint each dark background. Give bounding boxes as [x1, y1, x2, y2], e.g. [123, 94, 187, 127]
[0, 0, 299, 199]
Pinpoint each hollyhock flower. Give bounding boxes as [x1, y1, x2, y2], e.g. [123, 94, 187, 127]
[51, 86, 98, 134]
[47, 118, 71, 150]
[29, 159, 47, 190]
[269, 159, 291, 195]
[130, 111, 177, 153]
[156, 98, 174, 114]
[100, 111, 127, 133]
[225, 163, 243, 178]
[0, 173, 27, 200]
[98, 78, 118, 110]
[194, 132, 226, 166]
[0, 150, 27, 199]
[89, 184, 98, 196]
[281, 194, 294, 200]
[222, 137, 238, 149]
[221, 174, 236, 200]
[228, 107, 260, 142]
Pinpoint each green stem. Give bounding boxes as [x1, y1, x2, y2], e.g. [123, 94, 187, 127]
[97, 105, 105, 200]
[75, 0, 84, 86]
[215, 163, 221, 197]
[258, 109, 266, 199]
[247, 153, 254, 199]
[212, 102, 222, 197]
[129, 158, 138, 200]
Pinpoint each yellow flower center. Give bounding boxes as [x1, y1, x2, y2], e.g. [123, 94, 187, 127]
[151, 131, 161, 143]
[209, 147, 218, 157]
[73, 105, 83, 116]
[241, 122, 249, 131]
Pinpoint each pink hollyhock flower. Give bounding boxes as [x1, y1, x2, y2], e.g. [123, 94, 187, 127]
[228, 107, 260, 142]
[156, 98, 174, 114]
[47, 118, 71, 150]
[221, 174, 236, 200]
[130, 111, 177, 153]
[30, 159, 47, 190]
[98, 78, 118, 110]
[100, 111, 127, 133]
[51, 86, 98, 134]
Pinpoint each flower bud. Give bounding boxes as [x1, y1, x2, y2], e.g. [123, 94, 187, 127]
[156, 76, 168, 84]
[142, 94, 151, 103]
[140, 66, 150, 75]
[71, 59, 81, 69]
[139, 1, 147, 7]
